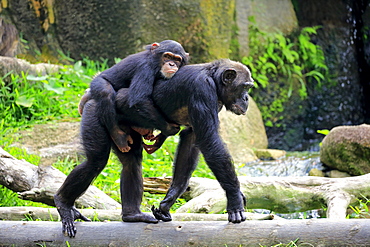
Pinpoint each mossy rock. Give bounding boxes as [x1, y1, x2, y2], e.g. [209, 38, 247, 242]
[219, 97, 267, 163]
[320, 124, 370, 176]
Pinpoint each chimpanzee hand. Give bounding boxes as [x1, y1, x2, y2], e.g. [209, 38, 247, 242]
[227, 191, 247, 223]
[151, 205, 172, 222]
[57, 205, 91, 238]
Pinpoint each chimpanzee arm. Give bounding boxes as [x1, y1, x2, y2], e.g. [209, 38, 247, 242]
[189, 88, 246, 223]
[124, 70, 179, 136]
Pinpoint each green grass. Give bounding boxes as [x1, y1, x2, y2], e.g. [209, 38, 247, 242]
[0, 58, 213, 213]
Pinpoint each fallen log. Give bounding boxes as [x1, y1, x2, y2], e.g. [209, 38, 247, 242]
[1, 219, 369, 246]
[0, 206, 276, 222]
[0, 147, 120, 209]
[0, 56, 61, 79]
[177, 175, 370, 219]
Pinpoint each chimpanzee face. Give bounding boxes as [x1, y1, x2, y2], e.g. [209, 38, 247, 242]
[149, 40, 189, 79]
[159, 52, 183, 79]
[220, 61, 254, 115]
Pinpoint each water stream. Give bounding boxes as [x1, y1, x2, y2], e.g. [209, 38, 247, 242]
[238, 152, 323, 177]
[238, 152, 324, 219]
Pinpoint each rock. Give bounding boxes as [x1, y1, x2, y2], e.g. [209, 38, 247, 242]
[326, 170, 351, 178]
[309, 168, 325, 177]
[219, 97, 268, 163]
[320, 124, 370, 176]
[254, 149, 286, 160]
[2, 0, 236, 63]
[10, 122, 82, 165]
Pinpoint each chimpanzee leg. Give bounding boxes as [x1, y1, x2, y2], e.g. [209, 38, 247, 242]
[152, 127, 200, 221]
[113, 131, 158, 223]
[54, 99, 112, 237]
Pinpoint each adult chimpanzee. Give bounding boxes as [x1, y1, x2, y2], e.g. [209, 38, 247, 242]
[113, 59, 254, 223]
[87, 40, 188, 153]
[54, 41, 188, 238]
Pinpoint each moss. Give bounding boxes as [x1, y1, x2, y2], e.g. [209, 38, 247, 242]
[199, 0, 235, 60]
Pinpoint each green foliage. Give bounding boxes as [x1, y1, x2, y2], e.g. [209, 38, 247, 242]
[0, 61, 108, 132]
[242, 17, 328, 127]
[317, 129, 330, 136]
[348, 195, 370, 219]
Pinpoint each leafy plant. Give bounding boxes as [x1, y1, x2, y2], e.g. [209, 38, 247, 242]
[348, 195, 370, 219]
[242, 17, 328, 128]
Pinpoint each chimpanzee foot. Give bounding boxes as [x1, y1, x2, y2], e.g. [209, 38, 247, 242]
[122, 212, 159, 223]
[56, 203, 91, 238]
[151, 206, 172, 222]
[111, 131, 133, 153]
[227, 209, 246, 223]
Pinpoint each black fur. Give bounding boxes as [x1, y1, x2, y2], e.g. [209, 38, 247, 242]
[149, 59, 254, 223]
[90, 40, 188, 140]
[54, 40, 188, 238]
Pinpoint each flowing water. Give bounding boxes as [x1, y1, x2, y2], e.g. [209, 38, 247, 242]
[238, 152, 323, 177]
[238, 152, 324, 219]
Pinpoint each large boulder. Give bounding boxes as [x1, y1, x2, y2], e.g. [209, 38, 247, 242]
[320, 124, 370, 176]
[219, 97, 267, 163]
[1, 0, 235, 63]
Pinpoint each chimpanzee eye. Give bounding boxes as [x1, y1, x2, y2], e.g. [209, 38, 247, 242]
[174, 56, 182, 62]
[163, 54, 172, 60]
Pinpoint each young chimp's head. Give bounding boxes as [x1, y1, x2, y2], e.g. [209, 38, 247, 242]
[147, 40, 189, 79]
[213, 59, 254, 115]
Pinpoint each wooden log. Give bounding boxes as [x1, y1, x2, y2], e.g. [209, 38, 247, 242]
[0, 147, 120, 209]
[1, 219, 370, 246]
[179, 175, 370, 219]
[0, 207, 276, 222]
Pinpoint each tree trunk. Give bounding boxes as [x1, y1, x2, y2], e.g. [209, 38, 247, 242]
[1, 219, 369, 246]
[0, 147, 120, 209]
[148, 175, 370, 219]
[0, 206, 276, 222]
[0, 56, 61, 79]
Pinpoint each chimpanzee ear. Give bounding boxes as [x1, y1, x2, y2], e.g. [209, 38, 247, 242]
[222, 69, 237, 84]
[151, 43, 160, 51]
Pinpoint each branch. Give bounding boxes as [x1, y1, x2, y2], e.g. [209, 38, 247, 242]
[175, 175, 370, 218]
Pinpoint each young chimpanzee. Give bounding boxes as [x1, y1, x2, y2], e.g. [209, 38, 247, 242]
[116, 59, 254, 223]
[54, 40, 188, 238]
[87, 40, 188, 153]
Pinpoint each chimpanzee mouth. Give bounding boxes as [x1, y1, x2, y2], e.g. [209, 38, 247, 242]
[230, 104, 247, 115]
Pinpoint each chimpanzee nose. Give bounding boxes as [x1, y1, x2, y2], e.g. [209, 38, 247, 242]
[169, 62, 175, 67]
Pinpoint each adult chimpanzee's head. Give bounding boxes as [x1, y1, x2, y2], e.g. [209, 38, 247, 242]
[147, 40, 189, 79]
[214, 59, 254, 115]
